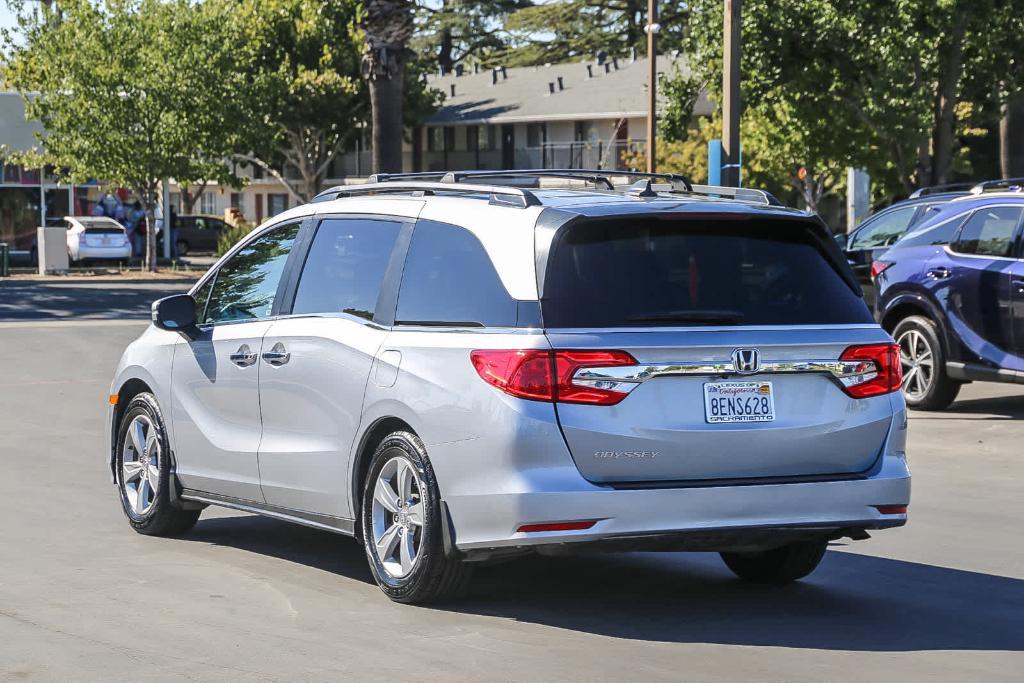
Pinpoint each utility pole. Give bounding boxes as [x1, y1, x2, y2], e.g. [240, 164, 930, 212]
[645, 0, 659, 173]
[722, 0, 741, 187]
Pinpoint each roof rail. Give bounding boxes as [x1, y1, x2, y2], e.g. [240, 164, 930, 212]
[968, 177, 1024, 195]
[908, 182, 974, 198]
[371, 168, 695, 193]
[311, 181, 542, 209]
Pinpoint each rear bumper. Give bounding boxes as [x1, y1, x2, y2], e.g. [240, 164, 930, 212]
[444, 453, 910, 554]
[74, 244, 132, 260]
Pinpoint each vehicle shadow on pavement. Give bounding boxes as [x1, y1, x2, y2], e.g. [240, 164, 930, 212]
[454, 550, 1024, 652]
[943, 393, 1024, 419]
[184, 515, 1024, 652]
[185, 515, 375, 584]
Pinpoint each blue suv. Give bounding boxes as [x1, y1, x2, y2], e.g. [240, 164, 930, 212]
[875, 190, 1024, 409]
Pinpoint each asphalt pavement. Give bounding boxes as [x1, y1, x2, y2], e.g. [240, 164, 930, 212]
[0, 280, 1021, 680]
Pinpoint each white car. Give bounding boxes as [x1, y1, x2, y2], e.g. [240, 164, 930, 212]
[66, 216, 132, 263]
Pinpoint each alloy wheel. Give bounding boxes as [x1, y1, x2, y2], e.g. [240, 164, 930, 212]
[897, 328, 934, 401]
[121, 415, 161, 516]
[370, 456, 424, 578]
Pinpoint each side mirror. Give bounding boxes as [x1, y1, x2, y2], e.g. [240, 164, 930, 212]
[152, 294, 196, 331]
[833, 232, 849, 249]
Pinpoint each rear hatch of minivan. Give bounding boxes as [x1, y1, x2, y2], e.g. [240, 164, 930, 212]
[540, 211, 899, 484]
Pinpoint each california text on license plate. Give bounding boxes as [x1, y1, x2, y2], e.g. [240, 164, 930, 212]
[704, 381, 775, 423]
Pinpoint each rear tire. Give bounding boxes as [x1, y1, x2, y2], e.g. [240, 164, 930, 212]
[115, 393, 201, 536]
[175, 240, 189, 257]
[721, 540, 828, 584]
[361, 431, 473, 604]
[892, 315, 960, 410]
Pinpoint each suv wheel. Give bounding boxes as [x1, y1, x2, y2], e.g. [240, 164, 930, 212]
[175, 239, 189, 256]
[361, 431, 473, 604]
[721, 540, 828, 583]
[115, 393, 201, 536]
[893, 315, 960, 410]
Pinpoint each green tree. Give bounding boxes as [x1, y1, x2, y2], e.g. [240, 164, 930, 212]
[227, 0, 367, 203]
[502, 0, 691, 66]
[2, 0, 249, 271]
[685, 0, 1024, 203]
[414, 0, 530, 73]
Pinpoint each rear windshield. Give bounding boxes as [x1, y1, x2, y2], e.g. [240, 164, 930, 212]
[542, 219, 872, 328]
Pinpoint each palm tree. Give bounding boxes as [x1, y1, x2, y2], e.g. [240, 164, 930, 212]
[361, 0, 415, 174]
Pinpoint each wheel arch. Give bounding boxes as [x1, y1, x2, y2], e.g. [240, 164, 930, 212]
[109, 376, 155, 480]
[879, 293, 953, 359]
[350, 416, 417, 539]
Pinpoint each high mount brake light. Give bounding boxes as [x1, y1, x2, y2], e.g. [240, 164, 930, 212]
[469, 349, 637, 405]
[838, 343, 902, 398]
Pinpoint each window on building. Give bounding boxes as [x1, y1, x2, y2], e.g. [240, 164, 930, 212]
[292, 218, 403, 320]
[396, 219, 516, 327]
[427, 127, 443, 152]
[444, 126, 456, 151]
[268, 193, 288, 217]
[467, 126, 479, 153]
[230, 192, 246, 216]
[200, 192, 217, 215]
[527, 123, 546, 148]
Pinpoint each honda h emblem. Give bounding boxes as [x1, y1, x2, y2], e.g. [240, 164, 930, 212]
[732, 348, 761, 374]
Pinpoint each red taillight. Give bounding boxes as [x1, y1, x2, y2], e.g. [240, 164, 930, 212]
[517, 520, 598, 533]
[874, 505, 908, 515]
[469, 349, 637, 405]
[839, 343, 902, 398]
[870, 260, 892, 279]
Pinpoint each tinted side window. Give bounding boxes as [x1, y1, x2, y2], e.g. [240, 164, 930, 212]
[204, 223, 299, 323]
[894, 212, 968, 248]
[953, 207, 1023, 257]
[396, 220, 516, 327]
[192, 278, 214, 322]
[292, 218, 402, 320]
[849, 206, 917, 249]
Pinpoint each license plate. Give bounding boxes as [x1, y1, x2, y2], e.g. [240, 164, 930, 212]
[704, 381, 775, 423]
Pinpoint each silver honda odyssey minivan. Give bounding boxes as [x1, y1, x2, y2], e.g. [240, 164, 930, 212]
[108, 170, 910, 603]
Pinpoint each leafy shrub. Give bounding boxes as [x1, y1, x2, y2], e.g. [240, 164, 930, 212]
[216, 222, 254, 256]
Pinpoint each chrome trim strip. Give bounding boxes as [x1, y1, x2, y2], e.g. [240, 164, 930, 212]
[573, 359, 872, 384]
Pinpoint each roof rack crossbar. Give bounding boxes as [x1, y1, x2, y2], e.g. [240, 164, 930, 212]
[908, 182, 975, 198]
[969, 177, 1024, 194]
[371, 168, 695, 193]
[311, 181, 542, 209]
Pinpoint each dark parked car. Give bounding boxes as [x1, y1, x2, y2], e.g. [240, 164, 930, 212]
[874, 191, 1024, 409]
[837, 184, 972, 306]
[171, 214, 230, 255]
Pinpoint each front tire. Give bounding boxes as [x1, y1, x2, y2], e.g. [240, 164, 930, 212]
[720, 540, 828, 584]
[361, 431, 473, 604]
[115, 393, 200, 536]
[893, 315, 960, 410]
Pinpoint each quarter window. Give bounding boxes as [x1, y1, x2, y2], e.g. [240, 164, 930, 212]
[953, 207, 1023, 257]
[396, 220, 516, 327]
[203, 223, 299, 324]
[292, 218, 402, 320]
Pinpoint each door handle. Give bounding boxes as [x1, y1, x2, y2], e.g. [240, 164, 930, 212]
[229, 345, 258, 367]
[262, 342, 290, 366]
[927, 267, 951, 279]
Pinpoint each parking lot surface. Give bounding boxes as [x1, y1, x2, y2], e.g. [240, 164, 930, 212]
[0, 282, 1021, 680]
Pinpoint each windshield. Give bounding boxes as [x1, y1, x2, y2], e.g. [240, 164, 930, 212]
[542, 218, 873, 328]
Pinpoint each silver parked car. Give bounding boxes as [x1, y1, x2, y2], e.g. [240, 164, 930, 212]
[107, 170, 911, 604]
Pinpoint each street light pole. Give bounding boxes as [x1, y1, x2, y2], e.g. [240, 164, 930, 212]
[645, 0, 659, 173]
[722, 0, 741, 187]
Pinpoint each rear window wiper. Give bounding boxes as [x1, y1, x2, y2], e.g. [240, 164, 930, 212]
[625, 309, 745, 325]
